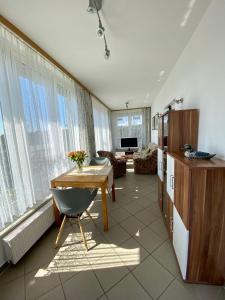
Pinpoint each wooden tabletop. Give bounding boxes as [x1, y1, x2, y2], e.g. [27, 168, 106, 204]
[51, 165, 112, 188]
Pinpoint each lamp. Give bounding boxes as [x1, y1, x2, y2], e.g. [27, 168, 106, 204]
[87, 0, 111, 60]
[97, 20, 105, 39]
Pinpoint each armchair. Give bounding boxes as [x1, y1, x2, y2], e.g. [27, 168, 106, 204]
[133, 148, 158, 174]
[97, 150, 126, 178]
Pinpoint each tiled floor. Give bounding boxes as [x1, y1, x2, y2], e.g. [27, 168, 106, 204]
[0, 161, 225, 300]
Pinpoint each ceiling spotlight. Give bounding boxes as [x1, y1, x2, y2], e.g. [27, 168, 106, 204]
[105, 48, 110, 60]
[97, 21, 105, 39]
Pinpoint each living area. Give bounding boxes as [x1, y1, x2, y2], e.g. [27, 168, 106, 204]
[0, 1, 225, 300]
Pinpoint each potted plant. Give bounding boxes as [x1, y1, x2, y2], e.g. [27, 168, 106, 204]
[67, 150, 88, 171]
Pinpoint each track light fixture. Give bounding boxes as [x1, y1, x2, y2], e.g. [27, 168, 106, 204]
[97, 19, 105, 39]
[87, 0, 111, 60]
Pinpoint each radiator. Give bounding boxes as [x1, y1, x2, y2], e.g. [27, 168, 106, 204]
[3, 201, 54, 264]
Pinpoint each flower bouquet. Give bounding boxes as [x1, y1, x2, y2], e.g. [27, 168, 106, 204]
[67, 150, 88, 171]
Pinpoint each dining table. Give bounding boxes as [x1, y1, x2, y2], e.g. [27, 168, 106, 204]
[50, 165, 115, 231]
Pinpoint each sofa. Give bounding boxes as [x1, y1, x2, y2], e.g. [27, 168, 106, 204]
[133, 143, 158, 174]
[97, 150, 127, 178]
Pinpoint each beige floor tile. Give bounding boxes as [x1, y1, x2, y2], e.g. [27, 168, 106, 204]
[159, 278, 225, 300]
[107, 273, 152, 300]
[109, 207, 131, 223]
[148, 202, 162, 217]
[63, 269, 103, 300]
[0, 276, 25, 300]
[120, 215, 146, 236]
[133, 256, 174, 299]
[152, 241, 179, 277]
[113, 237, 149, 270]
[37, 285, 65, 300]
[25, 266, 61, 300]
[24, 240, 56, 274]
[123, 200, 145, 215]
[94, 261, 129, 292]
[149, 218, 169, 240]
[134, 226, 164, 253]
[103, 224, 130, 246]
[0, 260, 24, 285]
[135, 209, 159, 226]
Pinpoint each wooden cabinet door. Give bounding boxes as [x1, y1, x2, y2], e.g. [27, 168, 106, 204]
[158, 116, 163, 148]
[157, 148, 164, 181]
[173, 206, 189, 280]
[174, 160, 190, 229]
[166, 195, 173, 240]
[166, 154, 174, 202]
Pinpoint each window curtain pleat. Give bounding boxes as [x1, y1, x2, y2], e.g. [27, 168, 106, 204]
[0, 25, 94, 230]
[92, 97, 112, 152]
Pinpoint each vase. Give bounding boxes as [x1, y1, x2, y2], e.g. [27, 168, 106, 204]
[76, 162, 83, 172]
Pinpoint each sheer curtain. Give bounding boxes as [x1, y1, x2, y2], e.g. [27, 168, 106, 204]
[76, 86, 96, 158]
[0, 25, 85, 230]
[92, 97, 112, 152]
[111, 108, 151, 149]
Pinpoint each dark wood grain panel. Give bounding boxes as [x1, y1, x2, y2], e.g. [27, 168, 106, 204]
[168, 109, 199, 152]
[174, 160, 190, 229]
[187, 169, 225, 284]
[169, 152, 225, 169]
[158, 116, 164, 149]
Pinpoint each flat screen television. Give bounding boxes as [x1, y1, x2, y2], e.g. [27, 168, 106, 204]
[121, 137, 138, 148]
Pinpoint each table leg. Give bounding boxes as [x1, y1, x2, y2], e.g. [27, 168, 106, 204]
[112, 179, 116, 202]
[51, 181, 61, 227]
[101, 186, 109, 232]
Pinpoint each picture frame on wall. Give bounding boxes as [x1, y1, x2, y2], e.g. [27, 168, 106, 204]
[152, 113, 159, 130]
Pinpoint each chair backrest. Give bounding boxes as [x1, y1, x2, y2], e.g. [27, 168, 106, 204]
[51, 188, 94, 217]
[97, 151, 116, 164]
[89, 157, 110, 166]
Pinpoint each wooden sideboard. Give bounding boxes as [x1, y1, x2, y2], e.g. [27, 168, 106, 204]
[157, 108, 225, 285]
[165, 152, 225, 285]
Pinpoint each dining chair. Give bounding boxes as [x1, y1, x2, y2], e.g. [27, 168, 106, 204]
[89, 157, 110, 166]
[51, 187, 97, 250]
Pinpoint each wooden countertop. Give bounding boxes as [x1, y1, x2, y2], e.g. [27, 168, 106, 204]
[168, 152, 225, 169]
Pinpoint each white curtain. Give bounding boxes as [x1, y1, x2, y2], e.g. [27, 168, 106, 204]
[111, 108, 151, 149]
[92, 97, 112, 152]
[76, 87, 96, 158]
[0, 25, 88, 230]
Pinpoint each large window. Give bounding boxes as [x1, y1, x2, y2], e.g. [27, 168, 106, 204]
[111, 109, 151, 149]
[0, 25, 85, 230]
[117, 116, 128, 127]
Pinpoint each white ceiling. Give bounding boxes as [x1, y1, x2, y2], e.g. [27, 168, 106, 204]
[0, 0, 211, 110]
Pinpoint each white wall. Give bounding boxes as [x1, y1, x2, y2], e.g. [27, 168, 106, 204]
[151, 0, 225, 160]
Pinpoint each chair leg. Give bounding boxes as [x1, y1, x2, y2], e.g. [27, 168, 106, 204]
[55, 215, 67, 248]
[78, 216, 88, 251]
[85, 210, 97, 227]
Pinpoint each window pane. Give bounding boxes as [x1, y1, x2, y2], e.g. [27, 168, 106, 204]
[117, 116, 128, 127]
[131, 115, 142, 125]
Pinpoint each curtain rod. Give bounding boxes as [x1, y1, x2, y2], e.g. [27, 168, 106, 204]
[0, 14, 111, 111]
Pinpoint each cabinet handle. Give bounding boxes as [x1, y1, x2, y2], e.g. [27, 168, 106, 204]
[171, 176, 175, 189]
[170, 175, 173, 188]
[170, 218, 173, 233]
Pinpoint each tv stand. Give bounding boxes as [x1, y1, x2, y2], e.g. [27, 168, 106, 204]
[125, 150, 134, 155]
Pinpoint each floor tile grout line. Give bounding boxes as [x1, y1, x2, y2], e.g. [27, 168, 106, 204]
[131, 271, 154, 300]
[156, 276, 177, 300]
